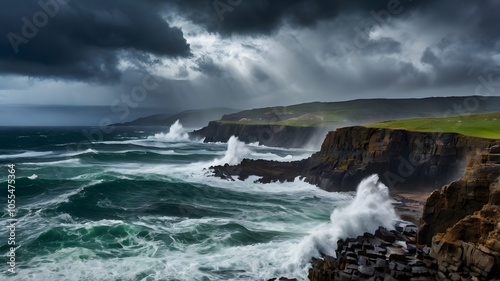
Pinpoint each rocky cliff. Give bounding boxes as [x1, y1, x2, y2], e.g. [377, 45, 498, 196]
[211, 126, 497, 193]
[191, 121, 327, 148]
[417, 145, 500, 280]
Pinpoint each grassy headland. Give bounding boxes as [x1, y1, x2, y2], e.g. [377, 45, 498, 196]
[367, 111, 500, 139]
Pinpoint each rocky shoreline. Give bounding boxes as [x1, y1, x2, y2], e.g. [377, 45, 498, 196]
[268, 144, 499, 281]
[208, 126, 500, 280]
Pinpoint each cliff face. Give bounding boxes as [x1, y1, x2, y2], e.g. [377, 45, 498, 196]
[211, 126, 497, 193]
[192, 121, 326, 148]
[304, 127, 496, 192]
[418, 146, 500, 245]
[417, 145, 500, 279]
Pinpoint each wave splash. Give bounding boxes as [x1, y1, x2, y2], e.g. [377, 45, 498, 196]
[293, 174, 398, 264]
[211, 136, 251, 166]
[149, 120, 190, 142]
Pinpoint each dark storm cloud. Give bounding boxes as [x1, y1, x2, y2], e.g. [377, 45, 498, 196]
[2, 0, 500, 114]
[0, 0, 190, 82]
[167, 0, 431, 35]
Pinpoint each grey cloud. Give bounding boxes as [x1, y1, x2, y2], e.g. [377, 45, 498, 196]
[193, 55, 225, 77]
[166, 0, 432, 35]
[1, 0, 500, 118]
[421, 48, 440, 66]
[0, 0, 190, 83]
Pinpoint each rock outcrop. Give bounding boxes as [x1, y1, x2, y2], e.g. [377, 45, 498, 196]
[211, 126, 498, 193]
[418, 145, 500, 280]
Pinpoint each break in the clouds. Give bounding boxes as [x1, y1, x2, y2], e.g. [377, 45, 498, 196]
[0, 0, 499, 125]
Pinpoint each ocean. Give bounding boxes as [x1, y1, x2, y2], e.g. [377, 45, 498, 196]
[0, 122, 398, 281]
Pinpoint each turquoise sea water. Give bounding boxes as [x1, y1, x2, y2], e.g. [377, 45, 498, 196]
[0, 124, 364, 281]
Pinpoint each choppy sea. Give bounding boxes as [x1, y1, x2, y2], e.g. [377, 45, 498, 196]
[0, 122, 399, 281]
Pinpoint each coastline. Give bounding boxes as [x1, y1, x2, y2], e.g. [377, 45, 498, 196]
[205, 125, 500, 280]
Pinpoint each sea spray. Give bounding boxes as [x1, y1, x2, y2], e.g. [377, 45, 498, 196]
[293, 174, 399, 264]
[211, 136, 251, 166]
[149, 120, 190, 142]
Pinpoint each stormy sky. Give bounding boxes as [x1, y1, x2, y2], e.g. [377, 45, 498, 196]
[1, 0, 499, 125]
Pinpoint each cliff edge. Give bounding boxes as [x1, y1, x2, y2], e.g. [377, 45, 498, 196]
[211, 126, 497, 193]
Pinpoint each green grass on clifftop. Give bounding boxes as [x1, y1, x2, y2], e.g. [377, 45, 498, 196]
[366, 112, 500, 139]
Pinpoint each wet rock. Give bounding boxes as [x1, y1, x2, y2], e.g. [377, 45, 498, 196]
[358, 265, 375, 277]
[376, 227, 396, 243]
[308, 225, 445, 281]
[411, 266, 429, 275]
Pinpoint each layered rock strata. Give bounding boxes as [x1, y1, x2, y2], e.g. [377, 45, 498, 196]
[419, 145, 500, 280]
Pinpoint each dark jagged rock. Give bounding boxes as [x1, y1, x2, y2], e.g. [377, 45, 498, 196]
[210, 159, 305, 183]
[308, 222, 436, 281]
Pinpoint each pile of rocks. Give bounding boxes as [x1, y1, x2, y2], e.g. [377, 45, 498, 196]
[308, 222, 438, 281]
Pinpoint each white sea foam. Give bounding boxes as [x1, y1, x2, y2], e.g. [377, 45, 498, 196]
[0, 151, 53, 159]
[24, 158, 81, 166]
[28, 174, 38, 180]
[292, 174, 399, 264]
[148, 120, 190, 142]
[62, 148, 98, 157]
